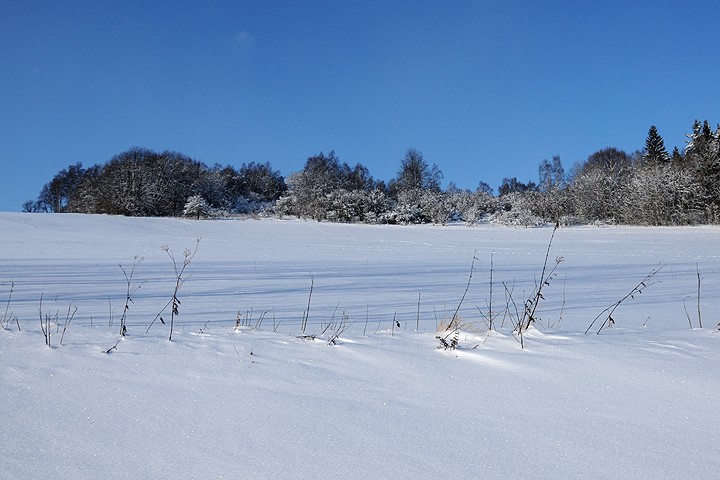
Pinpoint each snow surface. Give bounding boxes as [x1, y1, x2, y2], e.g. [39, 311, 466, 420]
[1, 213, 719, 479]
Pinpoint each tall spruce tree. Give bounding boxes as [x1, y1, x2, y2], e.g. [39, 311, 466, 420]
[671, 146, 683, 163]
[643, 125, 669, 163]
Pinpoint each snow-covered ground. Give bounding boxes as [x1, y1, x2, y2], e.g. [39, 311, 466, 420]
[1, 213, 719, 479]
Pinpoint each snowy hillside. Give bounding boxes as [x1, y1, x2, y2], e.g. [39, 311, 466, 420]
[1, 213, 719, 479]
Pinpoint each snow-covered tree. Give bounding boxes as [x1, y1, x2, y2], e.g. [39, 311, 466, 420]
[35, 162, 88, 213]
[276, 152, 380, 221]
[498, 177, 538, 197]
[32, 147, 285, 218]
[538, 155, 566, 192]
[390, 149, 443, 203]
[671, 146, 683, 163]
[183, 195, 210, 220]
[684, 120, 720, 222]
[238, 162, 287, 201]
[565, 147, 632, 223]
[491, 192, 545, 227]
[621, 164, 692, 224]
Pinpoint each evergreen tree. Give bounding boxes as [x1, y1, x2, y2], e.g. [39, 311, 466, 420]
[701, 120, 714, 143]
[671, 146, 683, 163]
[643, 125, 669, 163]
[685, 119, 703, 156]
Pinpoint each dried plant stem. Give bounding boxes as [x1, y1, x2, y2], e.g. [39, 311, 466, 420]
[436, 251, 479, 348]
[38, 293, 50, 347]
[502, 281, 524, 348]
[416, 292, 421, 331]
[301, 276, 314, 334]
[683, 296, 693, 329]
[696, 264, 702, 328]
[118, 256, 143, 337]
[145, 239, 200, 340]
[1, 281, 14, 329]
[60, 304, 77, 346]
[320, 303, 340, 336]
[103, 337, 122, 354]
[447, 250, 478, 332]
[363, 304, 369, 336]
[488, 251, 495, 330]
[585, 264, 663, 335]
[520, 224, 560, 333]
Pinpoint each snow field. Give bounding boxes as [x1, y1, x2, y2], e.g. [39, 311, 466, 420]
[1, 213, 720, 479]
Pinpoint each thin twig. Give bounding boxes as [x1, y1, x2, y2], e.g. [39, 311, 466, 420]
[447, 250, 478, 331]
[118, 256, 143, 337]
[520, 224, 559, 333]
[1, 281, 14, 329]
[683, 296, 693, 329]
[363, 304, 369, 336]
[585, 264, 663, 335]
[696, 264, 702, 328]
[488, 251, 494, 330]
[416, 292, 421, 331]
[60, 304, 77, 345]
[301, 276, 314, 334]
[104, 337, 122, 354]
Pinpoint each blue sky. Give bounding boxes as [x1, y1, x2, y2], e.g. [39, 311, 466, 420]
[1, 0, 718, 211]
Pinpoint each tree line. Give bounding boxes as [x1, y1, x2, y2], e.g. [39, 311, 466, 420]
[25, 148, 286, 217]
[25, 119, 720, 226]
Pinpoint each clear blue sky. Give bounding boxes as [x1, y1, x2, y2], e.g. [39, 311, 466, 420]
[1, 0, 718, 211]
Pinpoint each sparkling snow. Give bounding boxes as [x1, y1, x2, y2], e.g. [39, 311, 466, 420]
[1, 213, 719, 479]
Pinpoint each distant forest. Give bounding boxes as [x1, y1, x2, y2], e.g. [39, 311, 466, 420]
[25, 119, 720, 226]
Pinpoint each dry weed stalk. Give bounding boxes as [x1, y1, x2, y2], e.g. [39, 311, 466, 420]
[695, 264, 703, 328]
[585, 264, 663, 335]
[38, 294, 52, 347]
[300, 276, 314, 334]
[59, 303, 77, 345]
[518, 224, 561, 333]
[146, 239, 200, 340]
[1, 281, 14, 329]
[682, 264, 703, 329]
[508, 223, 562, 348]
[436, 250, 479, 348]
[118, 256, 143, 336]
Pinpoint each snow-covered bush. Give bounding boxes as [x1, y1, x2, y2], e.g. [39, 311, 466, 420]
[491, 193, 546, 227]
[363, 189, 394, 224]
[384, 202, 427, 225]
[447, 189, 498, 225]
[274, 190, 301, 218]
[183, 195, 211, 219]
[387, 189, 449, 225]
[491, 209, 545, 227]
[323, 189, 370, 223]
